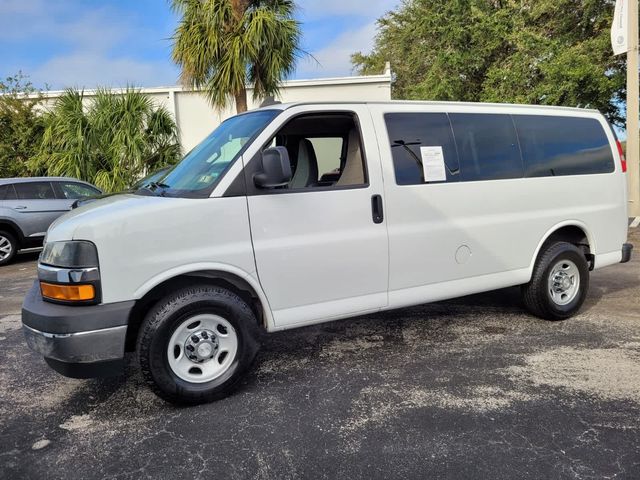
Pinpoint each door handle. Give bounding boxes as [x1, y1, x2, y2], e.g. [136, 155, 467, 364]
[14, 205, 27, 210]
[371, 194, 384, 224]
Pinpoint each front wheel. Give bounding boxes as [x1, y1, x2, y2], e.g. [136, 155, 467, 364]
[137, 285, 261, 405]
[521, 241, 590, 321]
[0, 231, 17, 266]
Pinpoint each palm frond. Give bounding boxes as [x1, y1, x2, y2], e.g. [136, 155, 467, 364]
[171, 0, 302, 112]
[36, 88, 181, 192]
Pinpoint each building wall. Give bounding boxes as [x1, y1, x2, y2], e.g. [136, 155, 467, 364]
[39, 72, 392, 152]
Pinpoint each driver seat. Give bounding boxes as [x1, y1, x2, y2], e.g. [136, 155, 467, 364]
[289, 139, 319, 188]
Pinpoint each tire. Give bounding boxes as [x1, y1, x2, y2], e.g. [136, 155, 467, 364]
[137, 284, 261, 405]
[0, 230, 18, 266]
[521, 241, 590, 321]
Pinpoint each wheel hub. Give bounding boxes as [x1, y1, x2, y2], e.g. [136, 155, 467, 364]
[552, 272, 573, 292]
[548, 259, 580, 306]
[184, 330, 219, 363]
[167, 314, 239, 384]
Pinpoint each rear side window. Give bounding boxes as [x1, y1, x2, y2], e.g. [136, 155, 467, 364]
[449, 113, 523, 181]
[0, 184, 17, 200]
[385, 113, 459, 185]
[14, 182, 56, 200]
[512, 115, 615, 177]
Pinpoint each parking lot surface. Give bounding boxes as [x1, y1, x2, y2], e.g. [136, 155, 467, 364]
[1, 231, 639, 479]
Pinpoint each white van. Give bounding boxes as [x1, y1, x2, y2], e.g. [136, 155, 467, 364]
[22, 101, 632, 404]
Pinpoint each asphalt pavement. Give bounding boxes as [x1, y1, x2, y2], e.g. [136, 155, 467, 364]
[0, 231, 639, 479]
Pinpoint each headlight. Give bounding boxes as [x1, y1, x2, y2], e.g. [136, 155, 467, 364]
[38, 241, 100, 304]
[40, 240, 99, 268]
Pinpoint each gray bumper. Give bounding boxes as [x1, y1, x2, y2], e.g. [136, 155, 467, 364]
[23, 324, 127, 363]
[22, 281, 134, 377]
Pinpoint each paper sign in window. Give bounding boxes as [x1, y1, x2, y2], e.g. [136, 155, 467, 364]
[420, 146, 447, 182]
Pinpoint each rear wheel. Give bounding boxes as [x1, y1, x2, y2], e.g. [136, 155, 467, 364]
[0, 231, 17, 266]
[137, 284, 261, 405]
[521, 241, 589, 321]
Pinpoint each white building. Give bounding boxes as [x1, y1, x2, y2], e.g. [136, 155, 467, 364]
[40, 69, 392, 152]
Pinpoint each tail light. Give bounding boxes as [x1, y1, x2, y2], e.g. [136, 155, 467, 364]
[616, 140, 627, 173]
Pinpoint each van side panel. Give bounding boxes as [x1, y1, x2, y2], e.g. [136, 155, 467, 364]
[65, 195, 259, 306]
[369, 104, 627, 309]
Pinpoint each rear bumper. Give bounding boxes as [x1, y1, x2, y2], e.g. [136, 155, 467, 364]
[621, 243, 633, 264]
[22, 281, 134, 378]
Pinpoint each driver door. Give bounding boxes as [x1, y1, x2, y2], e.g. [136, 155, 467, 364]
[245, 106, 389, 329]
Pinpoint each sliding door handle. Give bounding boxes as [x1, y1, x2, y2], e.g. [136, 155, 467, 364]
[371, 194, 384, 224]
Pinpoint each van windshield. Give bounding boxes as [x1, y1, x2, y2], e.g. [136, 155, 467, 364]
[137, 109, 280, 198]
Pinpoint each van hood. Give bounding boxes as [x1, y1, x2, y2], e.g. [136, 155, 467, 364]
[46, 194, 194, 243]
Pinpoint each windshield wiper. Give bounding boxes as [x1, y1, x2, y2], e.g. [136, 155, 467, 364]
[147, 181, 170, 190]
[136, 181, 171, 197]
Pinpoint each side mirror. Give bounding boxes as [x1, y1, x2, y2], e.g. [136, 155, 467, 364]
[254, 146, 292, 188]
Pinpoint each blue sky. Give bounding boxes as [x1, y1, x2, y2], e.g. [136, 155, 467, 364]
[0, 0, 398, 90]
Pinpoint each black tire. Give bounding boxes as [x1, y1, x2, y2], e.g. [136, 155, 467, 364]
[521, 241, 589, 321]
[0, 230, 18, 266]
[137, 284, 261, 405]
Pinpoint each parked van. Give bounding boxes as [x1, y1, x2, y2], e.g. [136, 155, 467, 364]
[22, 101, 632, 404]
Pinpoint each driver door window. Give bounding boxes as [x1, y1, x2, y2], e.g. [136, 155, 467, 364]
[256, 112, 367, 192]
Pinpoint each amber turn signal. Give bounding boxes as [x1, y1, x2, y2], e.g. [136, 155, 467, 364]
[40, 282, 95, 302]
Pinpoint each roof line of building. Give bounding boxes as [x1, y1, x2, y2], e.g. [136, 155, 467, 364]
[31, 72, 392, 99]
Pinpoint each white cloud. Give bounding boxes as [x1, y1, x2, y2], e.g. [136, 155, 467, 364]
[296, 21, 380, 78]
[1, 0, 176, 89]
[295, 0, 398, 78]
[5, 0, 399, 87]
[30, 53, 178, 90]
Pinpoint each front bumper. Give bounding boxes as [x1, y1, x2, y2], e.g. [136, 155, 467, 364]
[22, 281, 134, 378]
[23, 324, 127, 363]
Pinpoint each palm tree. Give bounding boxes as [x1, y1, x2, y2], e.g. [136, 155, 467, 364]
[34, 88, 181, 192]
[171, 0, 301, 113]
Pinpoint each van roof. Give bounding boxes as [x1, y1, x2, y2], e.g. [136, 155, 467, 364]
[261, 100, 601, 115]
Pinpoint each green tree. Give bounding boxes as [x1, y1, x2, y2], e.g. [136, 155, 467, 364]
[33, 88, 181, 193]
[0, 72, 45, 177]
[171, 0, 301, 113]
[352, 0, 626, 124]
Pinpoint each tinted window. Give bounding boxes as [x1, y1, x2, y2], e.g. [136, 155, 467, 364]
[0, 184, 17, 200]
[512, 115, 615, 177]
[385, 113, 459, 185]
[14, 182, 56, 200]
[57, 182, 100, 199]
[449, 113, 523, 181]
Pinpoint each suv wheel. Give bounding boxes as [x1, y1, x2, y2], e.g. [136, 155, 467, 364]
[137, 284, 261, 405]
[521, 241, 590, 321]
[0, 231, 17, 266]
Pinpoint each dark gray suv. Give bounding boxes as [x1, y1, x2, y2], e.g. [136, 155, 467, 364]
[0, 177, 101, 265]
